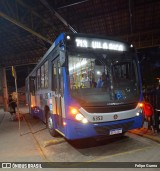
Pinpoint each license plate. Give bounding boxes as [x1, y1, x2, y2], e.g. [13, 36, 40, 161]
[109, 128, 122, 135]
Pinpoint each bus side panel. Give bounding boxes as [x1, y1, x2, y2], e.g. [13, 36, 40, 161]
[30, 92, 46, 121]
[31, 106, 43, 119]
[50, 113, 59, 129]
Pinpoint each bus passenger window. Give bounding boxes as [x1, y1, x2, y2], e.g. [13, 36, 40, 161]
[37, 69, 41, 89]
[60, 67, 64, 95]
[41, 65, 45, 88]
[52, 64, 57, 91]
[29, 77, 35, 95]
[44, 61, 48, 88]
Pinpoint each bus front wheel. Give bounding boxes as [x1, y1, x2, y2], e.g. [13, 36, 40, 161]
[47, 114, 58, 137]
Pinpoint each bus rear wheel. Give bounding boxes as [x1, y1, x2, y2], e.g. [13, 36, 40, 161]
[47, 114, 58, 137]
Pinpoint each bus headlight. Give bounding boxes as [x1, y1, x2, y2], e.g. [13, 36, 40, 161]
[136, 112, 140, 116]
[75, 113, 88, 124]
[70, 107, 88, 124]
[136, 108, 143, 116]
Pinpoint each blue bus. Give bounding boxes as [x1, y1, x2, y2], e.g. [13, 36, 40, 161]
[26, 33, 144, 140]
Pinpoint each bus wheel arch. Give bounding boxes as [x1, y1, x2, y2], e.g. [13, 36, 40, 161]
[44, 106, 58, 137]
[47, 113, 59, 137]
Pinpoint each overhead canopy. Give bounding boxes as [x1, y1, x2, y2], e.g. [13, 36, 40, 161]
[0, 0, 160, 67]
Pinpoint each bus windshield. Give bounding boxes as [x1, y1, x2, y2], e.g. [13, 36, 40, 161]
[68, 50, 140, 106]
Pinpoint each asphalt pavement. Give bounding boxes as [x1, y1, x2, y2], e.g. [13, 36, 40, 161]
[0, 106, 160, 171]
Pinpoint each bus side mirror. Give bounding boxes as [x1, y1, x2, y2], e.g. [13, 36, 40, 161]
[60, 50, 66, 66]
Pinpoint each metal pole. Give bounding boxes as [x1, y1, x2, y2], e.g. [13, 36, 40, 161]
[1, 67, 8, 111]
[12, 67, 21, 135]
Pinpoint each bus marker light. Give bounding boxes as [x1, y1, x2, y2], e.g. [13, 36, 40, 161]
[63, 121, 67, 126]
[138, 103, 143, 108]
[67, 35, 71, 40]
[70, 108, 78, 115]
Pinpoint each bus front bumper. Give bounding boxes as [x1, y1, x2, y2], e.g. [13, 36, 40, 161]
[65, 114, 143, 140]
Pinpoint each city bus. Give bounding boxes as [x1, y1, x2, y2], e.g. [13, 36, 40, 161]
[25, 32, 144, 140]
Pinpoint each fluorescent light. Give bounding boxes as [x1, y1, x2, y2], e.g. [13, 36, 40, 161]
[97, 71, 101, 75]
[69, 59, 87, 71]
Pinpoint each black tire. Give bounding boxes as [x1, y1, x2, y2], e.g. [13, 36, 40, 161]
[47, 114, 58, 137]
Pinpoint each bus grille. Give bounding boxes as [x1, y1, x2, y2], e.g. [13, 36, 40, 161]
[95, 121, 134, 135]
[83, 103, 137, 113]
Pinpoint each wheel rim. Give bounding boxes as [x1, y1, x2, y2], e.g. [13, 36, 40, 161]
[48, 116, 53, 129]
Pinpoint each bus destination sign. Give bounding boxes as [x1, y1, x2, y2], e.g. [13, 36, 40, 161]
[75, 38, 126, 51]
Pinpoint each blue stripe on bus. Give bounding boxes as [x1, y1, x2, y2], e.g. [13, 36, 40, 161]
[54, 33, 65, 46]
[63, 67, 69, 108]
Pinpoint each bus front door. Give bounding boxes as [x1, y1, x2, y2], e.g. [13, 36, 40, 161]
[52, 60, 63, 130]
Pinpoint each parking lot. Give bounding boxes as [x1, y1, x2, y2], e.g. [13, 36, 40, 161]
[0, 106, 160, 170]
